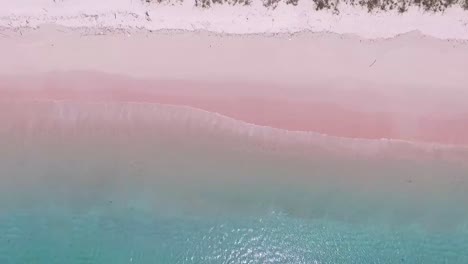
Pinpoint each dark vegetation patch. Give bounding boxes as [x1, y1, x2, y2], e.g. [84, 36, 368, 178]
[463, 0, 468, 8]
[194, 0, 252, 8]
[311, 0, 340, 12]
[144, 0, 468, 11]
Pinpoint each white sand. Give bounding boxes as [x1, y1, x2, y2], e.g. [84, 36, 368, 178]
[1, 0, 468, 39]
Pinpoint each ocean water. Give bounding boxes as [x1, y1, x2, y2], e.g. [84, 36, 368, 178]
[1, 100, 468, 263]
[1, 183, 468, 264]
[1, 203, 468, 264]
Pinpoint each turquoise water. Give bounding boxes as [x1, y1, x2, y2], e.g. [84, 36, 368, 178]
[1, 146, 468, 263]
[1, 101, 468, 263]
[1, 173, 468, 264]
[1, 201, 468, 264]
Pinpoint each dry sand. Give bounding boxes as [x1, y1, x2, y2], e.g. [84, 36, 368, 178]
[2, 0, 468, 39]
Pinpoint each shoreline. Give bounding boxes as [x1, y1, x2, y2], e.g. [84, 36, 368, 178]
[2, 71, 468, 148]
[1, 26, 468, 148]
[3, 98, 468, 164]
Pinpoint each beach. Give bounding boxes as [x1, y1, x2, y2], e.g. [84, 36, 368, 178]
[1, 1, 468, 263]
[2, 26, 468, 145]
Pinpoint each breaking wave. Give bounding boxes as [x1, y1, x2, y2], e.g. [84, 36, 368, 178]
[1, 99, 468, 163]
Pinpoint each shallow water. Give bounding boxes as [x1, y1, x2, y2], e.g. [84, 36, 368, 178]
[1, 100, 468, 263]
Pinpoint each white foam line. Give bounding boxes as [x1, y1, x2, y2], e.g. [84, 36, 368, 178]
[4, 98, 468, 154]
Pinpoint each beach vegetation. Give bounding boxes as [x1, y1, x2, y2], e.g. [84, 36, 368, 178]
[463, 0, 468, 8]
[143, 0, 468, 11]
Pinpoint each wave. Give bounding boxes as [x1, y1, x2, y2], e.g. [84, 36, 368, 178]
[1, 99, 468, 163]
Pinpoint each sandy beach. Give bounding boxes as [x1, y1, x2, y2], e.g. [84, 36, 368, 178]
[1, 25, 468, 147]
[1, 1, 468, 263]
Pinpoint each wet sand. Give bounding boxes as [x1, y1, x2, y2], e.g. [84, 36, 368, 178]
[1, 27, 468, 146]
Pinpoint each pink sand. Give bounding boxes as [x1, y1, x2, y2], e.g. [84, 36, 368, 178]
[1, 28, 468, 165]
[2, 72, 468, 147]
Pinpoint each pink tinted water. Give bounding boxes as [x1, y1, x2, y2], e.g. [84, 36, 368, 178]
[2, 72, 468, 146]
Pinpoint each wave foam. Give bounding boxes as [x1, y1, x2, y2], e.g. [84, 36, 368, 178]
[1, 99, 468, 163]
